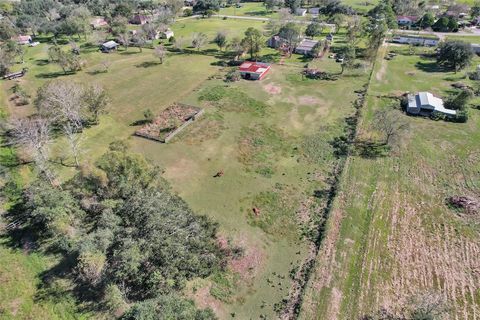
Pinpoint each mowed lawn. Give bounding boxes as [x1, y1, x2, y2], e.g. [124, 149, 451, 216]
[300, 44, 480, 319]
[1, 18, 371, 319]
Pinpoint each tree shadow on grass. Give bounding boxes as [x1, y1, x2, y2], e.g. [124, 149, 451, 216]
[136, 61, 158, 68]
[354, 140, 390, 159]
[86, 69, 107, 76]
[35, 71, 75, 79]
[415, 61, 450, 73]
[244, 10, 269, 16]
[130, 119, 151, 126]
[119, 50, 140, 55]
[35, 59, 50, 66]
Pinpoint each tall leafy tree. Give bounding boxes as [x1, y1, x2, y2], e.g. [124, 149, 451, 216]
[241, 27, 263, 60]
[437, 40, 474, 72]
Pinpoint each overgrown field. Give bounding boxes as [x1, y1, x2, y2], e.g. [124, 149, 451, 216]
[300, 41, 480, 319]
[0, 17, 372, 319]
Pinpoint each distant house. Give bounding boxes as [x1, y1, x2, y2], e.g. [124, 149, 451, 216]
[472, 44, 480, 54]
[90, 17, 108, 29]
[309, 7, 320, 15]
[101, 40, 119, 53]
[267, 35, 286, 49]
[130, 14, 151, 25]
[238, 62, 271, 80]
[13, 35, 32, 45]
[391, 34, 439, 46]
[160, 29, 174, 40]
[397, 15, 419, 27]
[295, 39, 319, 56]
[295, 8, 307, 16]
[407, 92, 456, 116]
[184, 0, 196, 6]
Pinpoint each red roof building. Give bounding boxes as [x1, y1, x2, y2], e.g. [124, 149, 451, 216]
[238, 62, 271, 80]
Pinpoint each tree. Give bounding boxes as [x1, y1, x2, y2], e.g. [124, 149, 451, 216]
[284, 0, 300, 13]
[329, 13, 346, 34]
[432, 16, 450, 32]
[193, 0, 221, 13]
[122, 295, 217, 320]
[144, 109, 154, 123]
[241, 27, 263, 60]
[10, 117, 54, 183]
[310, 41, 325, 58]
[83, 84, 110, 124]
[437, 40, 474, 72]
[0, 45, 14, 76]
[368, 0, 397, 29]
[444, 89, 472, 111]
[192, 32, 208, 51]
[305, 22, 324, 38]
[365, 17, 387, 61]
[340, 43, 356, 74]
[153, 45, 167, 64]
[132, 31, 147, 52]
[36, 81, 86, 166]
[101, 59, 112, 73]
[418, 12, 435, 29]
[278, 22, 301, 55]
[229, 36, 244, 60]
[118, 32, 131, 51]
[471, 1, 480, 18]
[447, 17, 458, 31]
[264, 0, 282, 12]
[213, 31, 228, 51]
[373, 109, 409, 145]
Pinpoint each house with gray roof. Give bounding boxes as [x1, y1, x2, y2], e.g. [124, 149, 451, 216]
[407, 92, 456, 116]
[295, 39, 319, 56]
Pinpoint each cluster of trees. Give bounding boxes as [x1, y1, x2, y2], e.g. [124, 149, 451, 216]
[13, 142, 225, 318]
[0, 40, 25, 76]
[10, 80, 109, 175]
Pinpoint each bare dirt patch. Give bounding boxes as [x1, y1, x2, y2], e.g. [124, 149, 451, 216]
[164, 157, 198, 182]
[298, 95, 321, 106]
[189, 283, 226, 318]
[264, 83, 282, 95]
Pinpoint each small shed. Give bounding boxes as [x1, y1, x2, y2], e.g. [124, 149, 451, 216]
[90, 17, 108, 29]
[130, 14, 151, 25]
[295, 8, 307, 16]
[101, 40, 119, 53]
[13, 35, 32, 45]
[161, 29, 174, 40]
[239, 62, 271, 80]
[309, 7, 320, 15]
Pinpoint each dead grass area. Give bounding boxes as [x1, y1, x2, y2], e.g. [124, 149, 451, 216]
[298, 95, 321, 105]
[180, 113, 225, 144]
[263, 83, 282, 95]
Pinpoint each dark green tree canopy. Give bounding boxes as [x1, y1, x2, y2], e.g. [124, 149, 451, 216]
[437, 40, 473, 72]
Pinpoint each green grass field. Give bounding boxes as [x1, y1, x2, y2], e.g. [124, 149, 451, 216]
[1, 18, 372, 319]
[300, 43, 480, 319]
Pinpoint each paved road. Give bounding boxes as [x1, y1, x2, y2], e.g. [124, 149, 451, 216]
[179, 13, 336, 29]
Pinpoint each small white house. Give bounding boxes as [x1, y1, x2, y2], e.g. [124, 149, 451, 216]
[397, 15, 418, 26]
[392, 34, 439, 46]
[295, 8, 307, 16]
[472, 44, 480, 54]
[101, 40, 119, 53]
[407, 92, 456, 116]
[161, 29, 174, 40]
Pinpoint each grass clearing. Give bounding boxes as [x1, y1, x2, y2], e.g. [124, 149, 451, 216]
[300, 43, 480, 319]
[1, 17, 371, 319]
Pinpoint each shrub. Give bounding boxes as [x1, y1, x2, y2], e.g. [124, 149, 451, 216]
[225, 70, 241, 82]
[184, 8, 193, 16]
